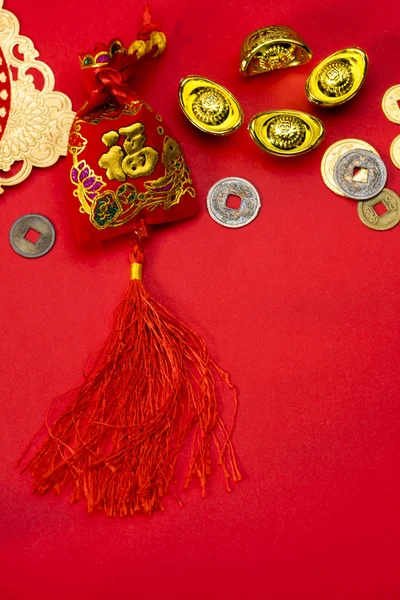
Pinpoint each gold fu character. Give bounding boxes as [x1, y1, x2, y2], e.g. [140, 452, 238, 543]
[99, 122, 159, 182]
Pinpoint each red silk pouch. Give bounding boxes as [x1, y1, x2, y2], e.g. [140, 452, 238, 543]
[20, 8, 240, 517]
[68, 14, 197, 245]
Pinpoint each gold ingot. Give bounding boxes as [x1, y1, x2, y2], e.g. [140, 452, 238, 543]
[239, 26, 312, 76]
[178, 76, 243, 135]
[248, 110, 324, 157]
[305, 47, 368, 108]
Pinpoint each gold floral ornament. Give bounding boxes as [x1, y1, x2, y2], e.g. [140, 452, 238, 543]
[0, 0, 75, 193]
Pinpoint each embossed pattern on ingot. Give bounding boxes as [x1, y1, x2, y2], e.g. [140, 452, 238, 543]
[317, 61, 354, 97]
[192, 88, 230, 126]
[333, 149, 387, 200]
[267, 115, 306, 150]
[255, 44, 295, 72]
[207, 177, 261, 228]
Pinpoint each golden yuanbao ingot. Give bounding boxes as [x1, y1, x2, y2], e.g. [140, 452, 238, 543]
[248, 110, 324, 157]
[305, 48, 368, 107]
[178, 76, 243, 135]
[239, 26, 312, 76]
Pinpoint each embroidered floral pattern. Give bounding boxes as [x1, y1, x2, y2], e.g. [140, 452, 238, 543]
[70, 122, 195, 230]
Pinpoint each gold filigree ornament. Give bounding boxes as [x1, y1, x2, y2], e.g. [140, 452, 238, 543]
[305, 48, 368, 108]
[178, 76, 243, 135]
[0, 1, 75, 193]
[239, 26, 312, 76]
[248, 110, 324, 157]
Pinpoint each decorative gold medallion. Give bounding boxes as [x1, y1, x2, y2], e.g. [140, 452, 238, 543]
[248, 110, 324, 157]
[382, 85, 400, 124]
[239, 26, 312, 76]
[390, 135, 400, 169]
[0, 0, 75, 193]
[357, 189, 400, 231]
[321, 138, 379, 196]
[305, 48, 368, 108]
[178, 76, 243, 135]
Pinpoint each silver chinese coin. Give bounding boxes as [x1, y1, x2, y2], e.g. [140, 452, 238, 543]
[333, 150, 387, 200]
[10, 214, 56, 258]
[207, 177, 261, 228]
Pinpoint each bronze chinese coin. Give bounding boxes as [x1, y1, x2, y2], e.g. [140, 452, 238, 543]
[333, 150, 387, 200]
[10, 214, 56, 258]
[357, 188, 400, 231]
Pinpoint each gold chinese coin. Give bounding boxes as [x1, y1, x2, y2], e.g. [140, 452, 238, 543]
[382, 85, 400, 124]
[357, 188, 400, 231]
[9, 214, 56, 258]
[178, 76, 243, 135]
[248, 109, 324, 156]
[321, 138, 379, 196]
[390, 135, 400, 169]
[306, 47, 368, 108]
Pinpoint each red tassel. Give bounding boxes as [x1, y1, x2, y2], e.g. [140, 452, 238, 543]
[20, 226, 241, 516]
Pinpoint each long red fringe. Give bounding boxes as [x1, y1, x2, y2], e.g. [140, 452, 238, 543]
[19, 231, 241, 516]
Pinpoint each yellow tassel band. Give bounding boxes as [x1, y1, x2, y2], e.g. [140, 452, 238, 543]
[130, 263, 143, 280]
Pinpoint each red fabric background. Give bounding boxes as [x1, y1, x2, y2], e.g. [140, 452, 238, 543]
[1, 0, 400, 598]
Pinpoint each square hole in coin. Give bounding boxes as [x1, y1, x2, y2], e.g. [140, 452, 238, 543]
[24, 228, 41, 244]
[374, 201, 389, 217]
[225, 195, 242, 210]
[352, 166, 369, 183]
